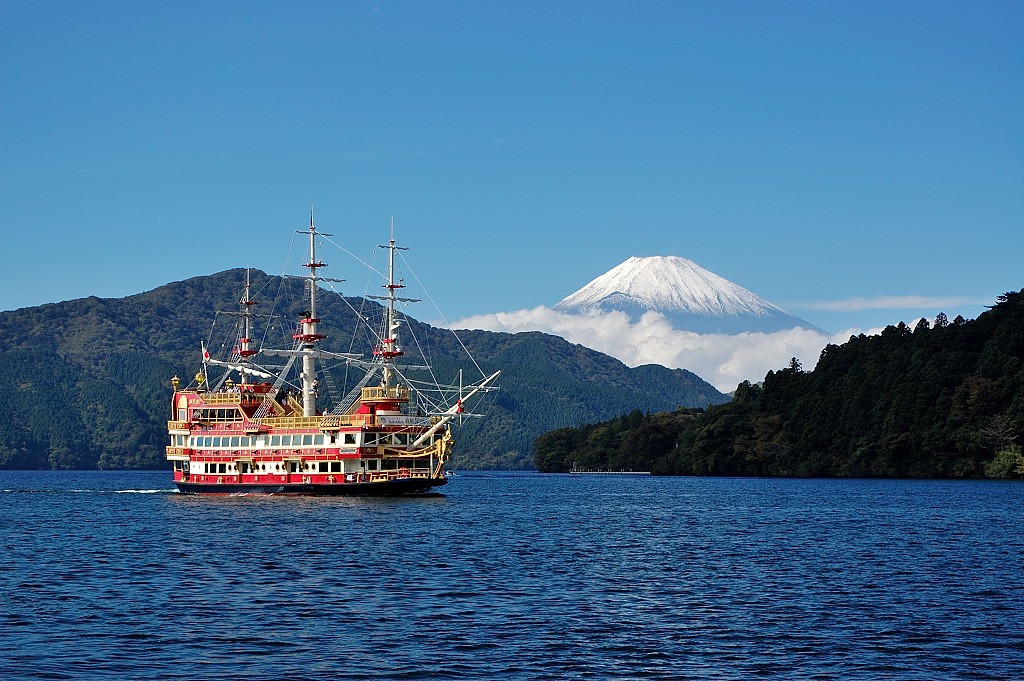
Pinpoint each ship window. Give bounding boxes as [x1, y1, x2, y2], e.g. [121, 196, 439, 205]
[365, 433, 379, 446]
[288, 462, 299, 473]
[178, 408, 187, 421]
[329, 434, 336, 445]
[282, 435, 293, 446]
[394, 433, 408, 445]
[343, 433, 357, 445]
[367, 460, 378, 471]
[314, 434, 325, 446]
[330, 462, 341, 473]
[230, 437, 240, 448]
[412, 458, 428, 468]
[211, 437, 220, 447]
[217, 463, 225, 474]
[318, 462, 329, 473]
[381, 459, 398, 470]
[302, 435, 313, 447]
[269, 435, 280, 446]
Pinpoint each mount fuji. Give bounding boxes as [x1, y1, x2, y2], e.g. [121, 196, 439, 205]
[553, 256, 825, 335]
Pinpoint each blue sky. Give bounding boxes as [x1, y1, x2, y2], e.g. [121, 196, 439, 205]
[2, 0, 1021, 336]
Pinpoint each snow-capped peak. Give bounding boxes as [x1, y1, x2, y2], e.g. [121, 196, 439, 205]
[555, 256, 785, 317]
[553, 256, 822, 334]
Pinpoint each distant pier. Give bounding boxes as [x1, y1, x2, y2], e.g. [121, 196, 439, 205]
[569, 468, 651, 475]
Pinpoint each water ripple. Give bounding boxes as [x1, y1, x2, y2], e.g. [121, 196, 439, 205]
[1, 471, 1022, 680]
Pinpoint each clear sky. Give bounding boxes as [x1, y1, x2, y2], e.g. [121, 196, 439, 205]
[2, 0, 1021, 335]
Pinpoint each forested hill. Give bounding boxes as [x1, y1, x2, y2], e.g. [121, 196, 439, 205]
[0, 269, 728, 470]
[536, 291, 1024, 479]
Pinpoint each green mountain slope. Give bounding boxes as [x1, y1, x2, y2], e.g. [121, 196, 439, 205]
[0, 269, 728, 470]
[535, 291, 1024, 478]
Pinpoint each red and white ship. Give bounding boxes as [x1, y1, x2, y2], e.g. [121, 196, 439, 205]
[165, 216, 499, 495]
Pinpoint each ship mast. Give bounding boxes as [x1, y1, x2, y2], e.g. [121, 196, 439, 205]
[237, 269, 258, 385]
[295, 211, 328, 417]
[371, 219, 416, 389]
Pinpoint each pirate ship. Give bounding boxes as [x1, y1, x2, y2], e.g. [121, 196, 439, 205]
[165, 215, 499, 495]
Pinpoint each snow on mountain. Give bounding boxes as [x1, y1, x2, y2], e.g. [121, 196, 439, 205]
[554, 256, 824, 335]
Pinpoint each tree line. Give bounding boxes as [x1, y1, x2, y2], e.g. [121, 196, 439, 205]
[536, 291, 1024, 479]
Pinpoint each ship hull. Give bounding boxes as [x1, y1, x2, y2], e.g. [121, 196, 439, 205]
[174, 476, 447, 496]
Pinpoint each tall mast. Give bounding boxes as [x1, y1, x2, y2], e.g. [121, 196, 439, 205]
[372, 218, 415, 389]
[295, 210, 328, 416]
[237, 268, 258, 385]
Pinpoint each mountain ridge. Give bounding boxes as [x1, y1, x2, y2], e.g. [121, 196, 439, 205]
[0, 269, 729, 470]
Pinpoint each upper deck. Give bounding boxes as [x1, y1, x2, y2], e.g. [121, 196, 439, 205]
[169, 384, 433, 434]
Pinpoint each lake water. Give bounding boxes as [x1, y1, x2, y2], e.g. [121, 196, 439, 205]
[2, 471, 1022, 680]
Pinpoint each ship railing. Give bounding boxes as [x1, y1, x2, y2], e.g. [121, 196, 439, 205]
[202, 392, 243, 405]
[361, 386, 409, 402]
[319, 415, 345, 429]
[369, 469, 434, 483]
[165, 446, 188, 460]
[248, 414, 365, 429]
[256, 415, 328, 429]
[319, 414, 380, 429]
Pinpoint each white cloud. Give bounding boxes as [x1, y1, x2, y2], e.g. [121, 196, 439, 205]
[800, 295, 984, 312]
[453, 307, 881, 393]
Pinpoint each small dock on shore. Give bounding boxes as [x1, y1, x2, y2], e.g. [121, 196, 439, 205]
[569, 468, 651, 475]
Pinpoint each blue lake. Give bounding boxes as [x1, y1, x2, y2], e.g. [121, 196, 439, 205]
[2, 471, 1022, 680]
